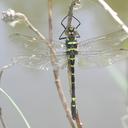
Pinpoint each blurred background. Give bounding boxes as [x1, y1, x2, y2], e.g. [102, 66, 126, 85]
[0, 0, 128, 128]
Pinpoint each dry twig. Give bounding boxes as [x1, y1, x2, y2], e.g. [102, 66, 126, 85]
[0, 108, 7, 128]
[48, 0, 76, 127]
[0, 72, 7, 128]
[98, 0, 128, 33]
[67, 0, 81, 28]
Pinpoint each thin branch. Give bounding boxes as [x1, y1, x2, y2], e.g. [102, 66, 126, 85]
[76, 113, 83, 128]
[0, 72, 7, 128]
[0, 63, 15, 71]
[93, 1, 128, 127]
[67, 0, 81, 29]
[0, 71, 3, 83]
[0, 67, 31, 128]
[97, 0, 128, 33]
[0, 70, 3, 77]
[48, 0, 76, 127]
[48, 0, 53, 42]
[0, 87, 31, 128]
[0, 108, 7, 128]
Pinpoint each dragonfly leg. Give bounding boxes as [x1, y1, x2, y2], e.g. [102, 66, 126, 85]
[75, 31, 80, 39]
[72, 16, 81, 39]
[59, 16, 68, 40]
[61, 15, 68, 29]
[59, 29, 67, 40]
[72, 16, 81, 29]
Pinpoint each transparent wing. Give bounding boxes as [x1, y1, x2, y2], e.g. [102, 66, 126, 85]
[12, 54, 51, 70]
[12, 53, 67, 70]
[10, 33, 66, 54]
[76, 29, 128, 68]
[76, 49, 128, 68]
[10, 29, 128, 70]
[13, 49, 128, 70]
[79, 29, 128, 51]
[10, 33, 67, 70]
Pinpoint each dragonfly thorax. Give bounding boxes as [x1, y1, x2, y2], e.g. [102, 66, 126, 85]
[66, 39, 78, 56]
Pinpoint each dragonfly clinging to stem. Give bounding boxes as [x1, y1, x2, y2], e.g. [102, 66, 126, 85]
[59, 15, 81, 120]
[10, 14, 128, 120]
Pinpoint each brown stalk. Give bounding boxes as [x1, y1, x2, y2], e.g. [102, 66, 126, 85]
[66, 0, 83, 128]
[67, 0, 80, 29]
[48, 0, 76, 127]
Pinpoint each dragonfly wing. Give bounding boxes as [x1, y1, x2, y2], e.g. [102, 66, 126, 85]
[79, 29, 128, 51]
[12, 54, 51, 70]
[75, 29, 128, 68]
[10, 33, 66, 53]
[12, 52, 67, 70]
[76, 47, 128, 69]
[9, 33, 68, 70]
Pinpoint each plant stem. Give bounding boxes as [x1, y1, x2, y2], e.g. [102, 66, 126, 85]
[48, 0, 76, 127]
[98, 0, 128, 33]
[0, 108, 7, 128]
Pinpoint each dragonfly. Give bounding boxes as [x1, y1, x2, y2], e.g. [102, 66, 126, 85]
[10, 15, 128, 120]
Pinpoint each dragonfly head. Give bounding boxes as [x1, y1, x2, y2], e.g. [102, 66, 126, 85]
[66, 26, 76, 40]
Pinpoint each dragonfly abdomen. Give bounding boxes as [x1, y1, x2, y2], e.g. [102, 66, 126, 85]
[68, 54, 77, 120]
[66, 40, 78, 120]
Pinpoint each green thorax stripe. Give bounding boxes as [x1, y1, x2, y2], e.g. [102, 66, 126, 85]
[67, 41, 78, 45]
[69, 58, 75, 60]
[72, 97, 77, 101]
[67, 48, 77, 51]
